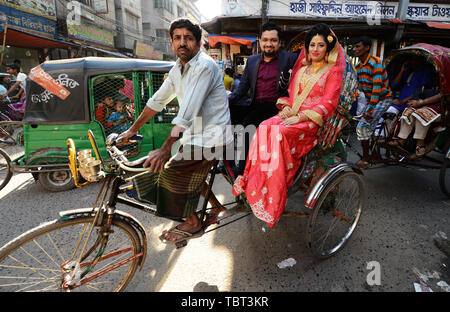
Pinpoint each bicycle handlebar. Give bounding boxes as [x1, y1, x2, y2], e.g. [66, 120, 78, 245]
[105, 133, 148, 173]
[351, 115, 371, 126]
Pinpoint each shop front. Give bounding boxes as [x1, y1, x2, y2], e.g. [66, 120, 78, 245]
[206, 33, 256, 74]
[0, 0, 70, 72]
[203, 0, 450, 63]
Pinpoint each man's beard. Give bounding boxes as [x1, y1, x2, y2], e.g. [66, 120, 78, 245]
[177, 47, 193, 62]
[263, 49, 277, 58]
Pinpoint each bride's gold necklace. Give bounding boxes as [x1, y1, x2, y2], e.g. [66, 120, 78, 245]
[311, 60, 325, 74]
[302, 61, 326, 86]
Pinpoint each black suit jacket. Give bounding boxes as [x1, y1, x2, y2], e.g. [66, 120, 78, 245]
[229, 50, 298, 106]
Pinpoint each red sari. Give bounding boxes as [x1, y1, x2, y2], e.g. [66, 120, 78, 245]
[233, 43, 346, 228]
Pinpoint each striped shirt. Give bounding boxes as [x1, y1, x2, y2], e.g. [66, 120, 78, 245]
[355, 54, 392, 114]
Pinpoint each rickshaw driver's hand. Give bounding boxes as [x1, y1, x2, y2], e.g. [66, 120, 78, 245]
[363, 112, 373, 120]
[143, 125, 184, 172]
[117, 128, 138, 144]
[143, 149, 171, 172]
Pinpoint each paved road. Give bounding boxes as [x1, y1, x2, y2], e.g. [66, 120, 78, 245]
[0, 143, 449, 292]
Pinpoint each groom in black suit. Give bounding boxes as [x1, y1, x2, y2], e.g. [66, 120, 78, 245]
[228, 22, 298, 174]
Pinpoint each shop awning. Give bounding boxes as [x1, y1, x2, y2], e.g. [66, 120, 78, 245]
[208, 34, 257, 47]
[425, 21, 450, 30]
[80, 44, 129, 58]
[0, 28, 73, 49]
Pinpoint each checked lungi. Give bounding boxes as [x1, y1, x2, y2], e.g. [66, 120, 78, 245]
[356, 97, 392, 141]
[131, 145, 220, 220]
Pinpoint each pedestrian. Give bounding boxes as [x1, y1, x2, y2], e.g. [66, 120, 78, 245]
[223, 67, 234, 91]
[352, 36, 392, 169]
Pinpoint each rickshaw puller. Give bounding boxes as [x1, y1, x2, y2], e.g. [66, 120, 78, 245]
[118, 19, 232, 244]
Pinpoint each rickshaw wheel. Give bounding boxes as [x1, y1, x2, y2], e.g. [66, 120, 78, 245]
[38, 168, 75, 192]
[306, 171, 365, 259]
[0, 148, 13, 191]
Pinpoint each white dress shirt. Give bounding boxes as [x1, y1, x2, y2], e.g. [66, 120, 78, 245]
[147, 50, 233, 148]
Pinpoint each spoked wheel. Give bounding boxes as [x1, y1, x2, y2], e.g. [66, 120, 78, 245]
[0, 148, 13, 191]
[439, 156, 450, 198]
[0, 215, 143, 292]
[0, 113, 15, 144]
[38, 167, 75, 192]
[306, 171, 365, 259]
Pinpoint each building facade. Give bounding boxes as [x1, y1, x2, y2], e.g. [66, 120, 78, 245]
[115, 0, 143, 56]
[140, 0, 202, 60]
[0, 0, 206, 72]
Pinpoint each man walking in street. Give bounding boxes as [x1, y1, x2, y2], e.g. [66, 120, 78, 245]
[353, 36, 392, 169]
[119, 18, 232, 244]
[228, 21, 298, 174]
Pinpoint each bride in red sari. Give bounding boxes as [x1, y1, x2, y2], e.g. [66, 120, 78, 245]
[232, 23, 346, 228]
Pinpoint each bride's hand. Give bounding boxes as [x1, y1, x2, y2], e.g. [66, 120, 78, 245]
[278, 106, 292, 119]
[281, 115, 300, 126]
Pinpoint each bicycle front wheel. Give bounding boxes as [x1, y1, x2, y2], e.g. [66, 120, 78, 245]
[0, 214, 142, 292]
[0, 148, 12, 192]
[306, 171, 365, 259]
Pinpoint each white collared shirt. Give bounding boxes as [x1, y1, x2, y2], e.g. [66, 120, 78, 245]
[147, 51, 232, 148]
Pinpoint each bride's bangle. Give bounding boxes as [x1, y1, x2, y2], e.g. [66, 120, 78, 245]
[297, 112, 306, 121]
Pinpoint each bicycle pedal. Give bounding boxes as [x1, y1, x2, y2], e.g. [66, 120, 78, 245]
[175, 240, 188, 249]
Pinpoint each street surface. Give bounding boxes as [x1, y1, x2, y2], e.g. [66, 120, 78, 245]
[0, 142, 449, 292]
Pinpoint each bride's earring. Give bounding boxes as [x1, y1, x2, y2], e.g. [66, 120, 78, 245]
[325, 53, 329, 63]
[307, 54, 311, 62]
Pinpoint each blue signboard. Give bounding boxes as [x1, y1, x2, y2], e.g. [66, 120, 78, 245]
[0, 5, 56, 38]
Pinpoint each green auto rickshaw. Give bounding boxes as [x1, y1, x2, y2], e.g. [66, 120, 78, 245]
[0, 57, 177, 192]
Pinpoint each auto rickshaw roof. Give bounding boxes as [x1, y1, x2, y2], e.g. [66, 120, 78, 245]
[23, 57, 174, 125]
[385, 43, 450, 95]
[39, 57, 174, 76]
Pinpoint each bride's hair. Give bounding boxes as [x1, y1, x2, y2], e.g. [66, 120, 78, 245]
[304, 23, 337, 54]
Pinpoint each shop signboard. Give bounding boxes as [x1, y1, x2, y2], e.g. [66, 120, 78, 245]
[0, 0, 56, 21]
[268, 0, 450, 22]
[93, 0, 109, 14]
[135, 41, 163, 60]
[0, 4, 56, 38]
[67, 24, 114, 47]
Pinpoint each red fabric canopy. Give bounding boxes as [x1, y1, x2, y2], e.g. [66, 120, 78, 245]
[387, 43, 450, 95]
[426, 22, 450, 30]
[408, 43, 450, 95]
[208, 34, 256, 48]
[0, 29, 71, 49]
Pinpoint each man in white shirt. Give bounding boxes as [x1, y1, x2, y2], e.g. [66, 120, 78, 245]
[119, 19, 232, 244]
[0, 64, 26, 101]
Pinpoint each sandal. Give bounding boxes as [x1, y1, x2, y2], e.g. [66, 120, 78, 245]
[355, 159, 370, 170]
[159, 225, 204, 245]
[415, 145, 426, 157]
